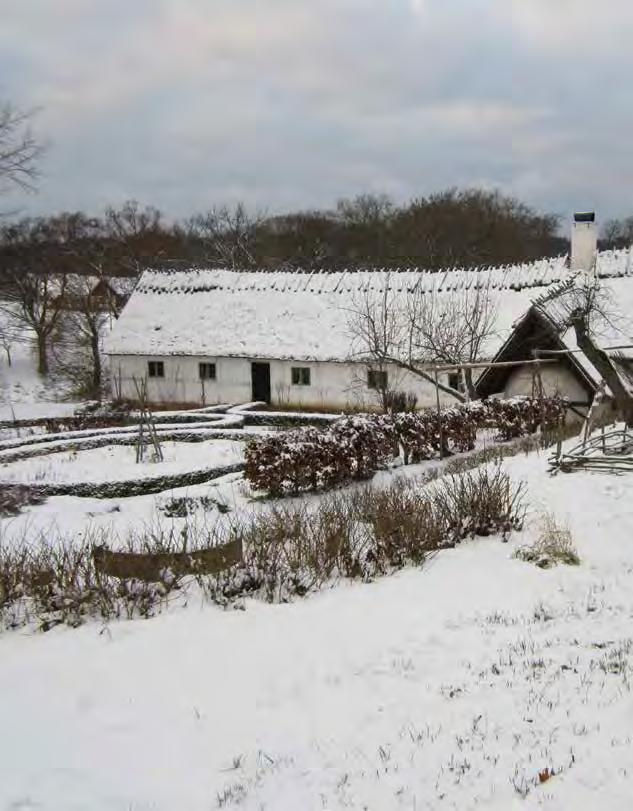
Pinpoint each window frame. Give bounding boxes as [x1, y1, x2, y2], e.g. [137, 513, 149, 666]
[199, 362, 217, 381]
[291, 366, 311, 386]
[367, 368, 388, 391]
[147, 360, 164, 379]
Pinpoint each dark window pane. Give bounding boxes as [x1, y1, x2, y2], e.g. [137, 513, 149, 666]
[368, 369, 388, 390]
[199, 363, 216, 380]
[291, 367, 311, 385]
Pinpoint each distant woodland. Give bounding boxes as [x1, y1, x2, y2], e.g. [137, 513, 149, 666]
[0, 190, 575, 281]
[1, 190, 632, 283]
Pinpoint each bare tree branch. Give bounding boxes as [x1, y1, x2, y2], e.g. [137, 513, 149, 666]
[0, 103, 44, 194]
[346, 276, 499, 402]
[188, 203, 266, 268]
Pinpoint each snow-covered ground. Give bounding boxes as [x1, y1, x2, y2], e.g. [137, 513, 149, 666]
[1, 444, 633, 809]
[0, 472, 248, 548]
[0, 306, 79, 421]
[0, 438, 244, 484]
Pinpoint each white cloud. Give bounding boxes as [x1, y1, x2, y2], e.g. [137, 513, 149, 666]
[1, 0, 632, 219]
[507, 0, 633, 52]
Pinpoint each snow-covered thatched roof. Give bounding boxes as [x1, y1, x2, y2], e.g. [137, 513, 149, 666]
[106, 250, 633, 363]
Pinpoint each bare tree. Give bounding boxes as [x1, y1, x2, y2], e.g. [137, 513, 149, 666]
[601, 217, 633, 250]
[405, 284, 498, 399]
[0, 103, 43, 194]
[0, 323, 14, 366]
[187, 203, 265, 268]
[104, 201, 172, 274]
[0, 272, 67, 374]
[347, 276, 498, 402]
[0, 216, 76, 374]
[336, 193, 394, 227]
[54, 275, 109, 398]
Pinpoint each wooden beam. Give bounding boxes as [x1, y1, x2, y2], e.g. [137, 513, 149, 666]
[430, 358, 559, 373]
[533, 344, 633, 357]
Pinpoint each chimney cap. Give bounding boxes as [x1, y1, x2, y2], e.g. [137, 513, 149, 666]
[574, 212, 595, 223]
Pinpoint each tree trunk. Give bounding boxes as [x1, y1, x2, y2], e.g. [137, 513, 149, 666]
[464, 368, 479, 401]
[90, 327, 102, 400]
[36, 333, 48, 375]
[571, 309, 633, 426]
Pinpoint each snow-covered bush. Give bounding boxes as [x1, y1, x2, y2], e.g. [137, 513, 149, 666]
[244, 418, 395, 496]
[0, 465, 528, 629]
[244, 397, 565, 496]
[0, 528, 192, 632]
[475, 397, 566, 441]
[393, 407, 479, 464]
[330, 415, 396, 478]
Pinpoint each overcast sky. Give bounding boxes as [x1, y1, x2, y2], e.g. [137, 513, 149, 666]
[2, 0, 632, 224]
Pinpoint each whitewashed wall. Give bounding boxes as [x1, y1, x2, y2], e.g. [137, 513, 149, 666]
[108, 354, 458, 411]
[504, 362, 589, 403]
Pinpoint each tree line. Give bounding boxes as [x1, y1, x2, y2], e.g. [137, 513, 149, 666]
[0, 191, 567, 282]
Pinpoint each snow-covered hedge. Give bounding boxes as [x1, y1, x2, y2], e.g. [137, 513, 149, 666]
[244, 417, 396, 496]
[473, 396, 567, 441]
[244, 397, 566, 496]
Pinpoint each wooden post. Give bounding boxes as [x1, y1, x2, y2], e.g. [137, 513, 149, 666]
[434, 368, 444, 460]
[582, 380, 605, 446]
[536, 359, 545, 431]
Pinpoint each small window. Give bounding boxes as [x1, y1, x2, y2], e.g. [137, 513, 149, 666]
[148, 361, 164, 378]
[448, 372, 461, 391]
[367, 369, 388, 390]
[291, 367, 311, 386]
[448, 372, 467, 393]
[199, 362, 216, 381]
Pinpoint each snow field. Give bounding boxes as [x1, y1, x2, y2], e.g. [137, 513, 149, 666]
[0, 448, 632, 808]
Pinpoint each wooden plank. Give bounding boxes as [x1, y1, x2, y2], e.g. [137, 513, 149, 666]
[92, 538, 243, 581]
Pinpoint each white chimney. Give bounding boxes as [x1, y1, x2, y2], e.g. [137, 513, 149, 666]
[571, 211, 597, 272]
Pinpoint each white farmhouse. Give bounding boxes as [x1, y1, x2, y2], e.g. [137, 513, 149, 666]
[106, 216, 633, 413]
[106, 267, 467, 410]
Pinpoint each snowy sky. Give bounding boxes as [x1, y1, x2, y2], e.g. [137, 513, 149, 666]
[2, 0, 632, 222]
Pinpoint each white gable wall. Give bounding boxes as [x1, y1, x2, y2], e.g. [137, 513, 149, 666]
[504, 362, 589, 403]
[109, 354, 458, 411]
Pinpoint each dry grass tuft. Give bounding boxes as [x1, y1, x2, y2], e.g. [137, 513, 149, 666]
[514, 513, 580, 569]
